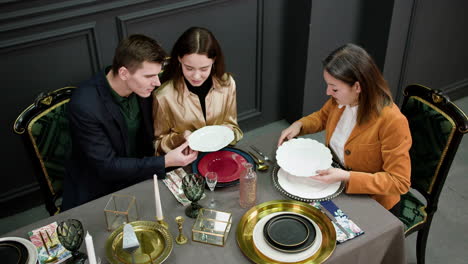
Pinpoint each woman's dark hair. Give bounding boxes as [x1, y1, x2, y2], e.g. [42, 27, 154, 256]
[323, 43, 393, 124]
[112, 34, 167, 74]
[161, 27, 230, 100]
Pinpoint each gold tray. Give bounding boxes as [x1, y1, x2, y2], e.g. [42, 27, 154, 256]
[105, 221, 173, 264]
[236, 200, 336, 264]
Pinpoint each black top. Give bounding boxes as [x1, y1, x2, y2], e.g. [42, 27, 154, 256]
[184, 77, 213, 120]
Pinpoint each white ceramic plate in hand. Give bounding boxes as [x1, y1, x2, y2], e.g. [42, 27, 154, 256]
[252, 212, 322, 263]
[276, 138, 332, 177]
[277, 168, 341, 199]
[188, 125, 235, 152]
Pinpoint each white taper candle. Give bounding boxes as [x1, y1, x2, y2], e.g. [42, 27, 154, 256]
[154, 174, 164, 220]
[85, 231, 97, 264]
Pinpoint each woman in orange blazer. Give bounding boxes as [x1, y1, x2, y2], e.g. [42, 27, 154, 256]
[278, 44, 411, 212]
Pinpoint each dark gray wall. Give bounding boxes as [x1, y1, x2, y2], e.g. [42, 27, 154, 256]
[386, 0, 468, 102]
[0, 0, 288, 215]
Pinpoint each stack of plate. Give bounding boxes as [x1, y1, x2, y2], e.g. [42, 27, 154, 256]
[192, 147, 255, 187]
[237, 200, 336, 263]
[0, 237, 38, 264]
[274, 138, 344, 202]
[263, 214, 316, 253]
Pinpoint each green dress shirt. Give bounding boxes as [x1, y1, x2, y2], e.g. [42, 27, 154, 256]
[109, 88, 141, 157]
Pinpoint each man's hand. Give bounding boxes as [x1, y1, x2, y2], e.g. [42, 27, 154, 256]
[277, 121, 303, 146]
[165, 141, 198, 167]
[309, 168, 350, 184]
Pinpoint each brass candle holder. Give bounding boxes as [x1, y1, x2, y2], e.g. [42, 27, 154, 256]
[175, 216, 188, 245]
[156, 217, 169, 229]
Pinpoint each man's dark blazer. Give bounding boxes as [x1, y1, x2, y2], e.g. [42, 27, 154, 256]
[62, 69, 165, 210]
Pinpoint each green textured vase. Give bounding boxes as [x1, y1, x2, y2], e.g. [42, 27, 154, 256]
[182, 173, 205, 218]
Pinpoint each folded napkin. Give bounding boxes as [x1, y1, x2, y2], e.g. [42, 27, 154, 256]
[311, 200, 364, 243]
[162, 168, 205, 206]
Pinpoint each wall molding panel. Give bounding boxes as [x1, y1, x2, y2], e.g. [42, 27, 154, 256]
[442, 78, 468, 100]
[116, 0, 228, 39]
[0, 0, 96, 21]
[0, 0, 152, 33]
[394, 0, 418, 104]
[0, 22, 102, 72]
[117, 0, 263, 122]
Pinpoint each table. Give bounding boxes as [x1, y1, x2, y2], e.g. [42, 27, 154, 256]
[4, 129, 406, 264]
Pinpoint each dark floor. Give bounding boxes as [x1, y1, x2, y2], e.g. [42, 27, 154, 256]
[1, 96, 467, 264]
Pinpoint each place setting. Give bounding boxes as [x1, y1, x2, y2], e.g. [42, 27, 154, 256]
[236, 200, 336, 263]
[273, 138, 345, 202]
[188, 125, 257, 188]
[272, 137, 364, 244]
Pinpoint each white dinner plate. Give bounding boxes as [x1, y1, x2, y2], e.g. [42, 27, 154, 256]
[0, 237, 38, 264]
[276, 138, 332, 177]
[252, 212, 322, 263]
[188, 125, 234, 152]
[277, 168, 341, 199]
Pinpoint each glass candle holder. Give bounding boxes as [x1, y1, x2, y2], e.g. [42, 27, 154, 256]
[104, 194, 139, 231]
[192, 208, 232, 246]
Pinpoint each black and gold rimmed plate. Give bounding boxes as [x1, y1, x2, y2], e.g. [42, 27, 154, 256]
[236, 200, 336, 263]
[263, 213, 316, 253]
[105, 221, 173, 264]
[0, 241, 28, 264]
[0, 237, 37, 264]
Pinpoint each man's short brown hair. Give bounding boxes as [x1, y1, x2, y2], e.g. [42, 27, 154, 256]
[111, 34, 167, 74]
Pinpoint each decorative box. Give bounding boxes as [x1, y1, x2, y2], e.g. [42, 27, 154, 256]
[104, 194, 139, 231]
[192, 208, 232, 246]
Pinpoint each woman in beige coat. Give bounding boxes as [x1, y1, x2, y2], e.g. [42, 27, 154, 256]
[278, 44, 412, 211]
[153, 27, 243, 155]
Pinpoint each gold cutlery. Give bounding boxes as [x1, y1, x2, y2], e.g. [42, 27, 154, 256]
[250, 145, 271, 162]
[45, 230, 58, 249]
[247, 151, 269, 171]
[39, 231, 58, 263]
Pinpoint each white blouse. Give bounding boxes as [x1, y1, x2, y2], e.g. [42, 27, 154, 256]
[330, 104, 358, 166]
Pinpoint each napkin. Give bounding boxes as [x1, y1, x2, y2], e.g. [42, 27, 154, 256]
[162, 168, 205, 206]
[162, 168, 191, 206]
[311, 200, 364, 243]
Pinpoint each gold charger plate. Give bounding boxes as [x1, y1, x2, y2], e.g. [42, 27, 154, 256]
[236, 200, 336, 264]
[105, 221, 173, 264]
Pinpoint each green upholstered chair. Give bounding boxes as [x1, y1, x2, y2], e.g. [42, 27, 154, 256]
[397, 84, 468, 264]
[14, 87, 76, 215]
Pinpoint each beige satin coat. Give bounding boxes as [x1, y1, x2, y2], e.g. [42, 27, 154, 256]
[152, 75, 243, 155]
[299, 98, 412, 209]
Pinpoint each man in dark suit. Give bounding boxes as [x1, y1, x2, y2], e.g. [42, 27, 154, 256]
[62, 34, 198, 210]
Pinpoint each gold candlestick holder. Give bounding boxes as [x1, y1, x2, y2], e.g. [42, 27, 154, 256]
[175, 216, 188, 245]
[156, 217, 169, 229]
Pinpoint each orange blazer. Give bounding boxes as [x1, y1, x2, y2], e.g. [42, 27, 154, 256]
[299, 98, 412, 209]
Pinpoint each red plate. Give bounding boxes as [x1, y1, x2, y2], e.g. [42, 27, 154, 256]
[198, 151, 248, 183]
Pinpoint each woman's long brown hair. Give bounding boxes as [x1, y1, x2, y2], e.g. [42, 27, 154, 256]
[323, 43, 393, 125]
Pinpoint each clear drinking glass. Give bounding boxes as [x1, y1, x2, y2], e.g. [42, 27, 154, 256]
[205, 172, 218, 208]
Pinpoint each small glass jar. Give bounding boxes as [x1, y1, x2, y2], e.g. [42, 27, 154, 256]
[239, 163, 257, 208]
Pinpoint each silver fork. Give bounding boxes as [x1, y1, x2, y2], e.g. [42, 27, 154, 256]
[250, 145, 270, 162]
